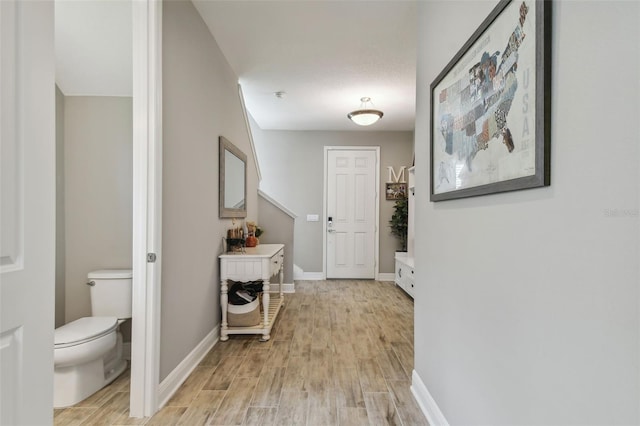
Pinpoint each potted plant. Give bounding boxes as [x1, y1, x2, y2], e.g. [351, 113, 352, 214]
[389, 198, 408, 252]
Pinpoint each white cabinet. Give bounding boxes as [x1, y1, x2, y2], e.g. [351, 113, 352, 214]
[395, 252, 415, 297]
[219, 244, 284, 341]
[395, 166, 415, 297]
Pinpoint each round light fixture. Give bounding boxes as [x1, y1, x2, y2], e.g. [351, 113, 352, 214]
[347, 97, 383, 126]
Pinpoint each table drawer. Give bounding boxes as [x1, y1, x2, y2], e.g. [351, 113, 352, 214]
[270, 248, 284, 277]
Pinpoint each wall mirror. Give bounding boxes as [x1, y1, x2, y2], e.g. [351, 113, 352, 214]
[219, 136, 247, 218]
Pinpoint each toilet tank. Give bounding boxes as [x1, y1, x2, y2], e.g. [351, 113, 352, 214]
[87, 269, 133, 319]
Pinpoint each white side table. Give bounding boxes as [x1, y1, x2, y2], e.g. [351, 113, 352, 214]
[219, 243, 284, 341]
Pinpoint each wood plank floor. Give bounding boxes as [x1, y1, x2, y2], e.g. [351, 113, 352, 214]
[54, 280, 427, 426]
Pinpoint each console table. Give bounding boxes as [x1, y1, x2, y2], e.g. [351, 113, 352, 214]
[219, 244, 284, 341]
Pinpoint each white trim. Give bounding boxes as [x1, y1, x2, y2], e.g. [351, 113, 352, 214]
[158, 327, 219, 409]
[293, 264, 303, 280]
[268, 283, 296, 293]
[323, 146, 380, 280]
[296, 272, 325, 281]
[131, 0, 162, 418]
[238, 84, 261, 182]
[322, 150, 327, 278]
[293, 265, 325, 281]
[258, 189, 297, 219]
[376, 273, 395, 282]
[374, 149, 380, 282]
[411, 370, 450, 426]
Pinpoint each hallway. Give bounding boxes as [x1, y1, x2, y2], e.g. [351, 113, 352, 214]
[54, 280, 427, 425]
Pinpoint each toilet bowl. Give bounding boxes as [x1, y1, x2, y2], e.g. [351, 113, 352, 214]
[54, 269, 132, 408]
[53, 317, 127, 408]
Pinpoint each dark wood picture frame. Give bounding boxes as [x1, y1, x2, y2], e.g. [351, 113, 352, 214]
[430, 0, 551, 201]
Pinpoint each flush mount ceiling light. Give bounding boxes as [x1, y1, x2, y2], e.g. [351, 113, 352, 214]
[347, 97, 384, 126]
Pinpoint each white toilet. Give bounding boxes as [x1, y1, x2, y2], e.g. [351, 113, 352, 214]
[54, 269, 132, 408]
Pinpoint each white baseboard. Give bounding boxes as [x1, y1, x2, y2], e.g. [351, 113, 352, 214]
[296, 272, 325, 281]
[293, 264, 325, 281]
[293, 264, 304, 280]
[293, 265, 394, 282]
[158, 326, 219, 408]
[295, 272, 393, 281]
[268, 283, 296, 293]
[411, 369, 450, 426]
[377, 273, 395, 281]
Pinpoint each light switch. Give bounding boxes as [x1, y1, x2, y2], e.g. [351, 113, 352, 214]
[307, 214, 319, 222]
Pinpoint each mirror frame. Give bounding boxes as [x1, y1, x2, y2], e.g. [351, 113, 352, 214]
[219, 136, 247, 218]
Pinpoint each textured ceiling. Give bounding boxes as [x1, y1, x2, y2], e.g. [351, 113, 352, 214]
[193, 0, 417, 131]
[55, 0, 417, 131]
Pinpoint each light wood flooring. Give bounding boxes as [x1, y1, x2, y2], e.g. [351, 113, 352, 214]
[54, 280, 427, 426]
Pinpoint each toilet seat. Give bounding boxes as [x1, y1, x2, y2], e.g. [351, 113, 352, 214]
[55, 317, 119, 349]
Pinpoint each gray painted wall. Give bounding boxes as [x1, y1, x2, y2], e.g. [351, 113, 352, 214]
[258, 193, 295, 284]
[55, 86, 66, 328]
[63, 96, 133, 323]
[415, 1, 639, 424]
[251, 122, 413, 274]
[161, 0, 259, 380]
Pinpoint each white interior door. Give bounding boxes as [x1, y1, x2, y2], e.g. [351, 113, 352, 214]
[1, 1, 56, 424]
[130, 0, 162, 417]
[325, 148, 378, 279]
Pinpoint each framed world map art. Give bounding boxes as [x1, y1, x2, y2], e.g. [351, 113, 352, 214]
[430, 0, 551, 201]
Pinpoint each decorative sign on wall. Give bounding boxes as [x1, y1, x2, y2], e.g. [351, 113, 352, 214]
[430, 0, 551, 201]
[386, 166, 407, 200]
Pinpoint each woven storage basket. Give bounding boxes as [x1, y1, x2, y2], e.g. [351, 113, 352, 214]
[227, 297, 261, 327]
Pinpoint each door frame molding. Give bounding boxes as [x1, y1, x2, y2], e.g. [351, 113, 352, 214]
[323, 146, 380, 279]
[130, 0, 162, 418]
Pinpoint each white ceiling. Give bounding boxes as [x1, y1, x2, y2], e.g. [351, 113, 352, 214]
[55, 0, 417, 131]
[55, 0, 132, 97]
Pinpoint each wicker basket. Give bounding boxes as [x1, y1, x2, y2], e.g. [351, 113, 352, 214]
[227, 297, 261, 327]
